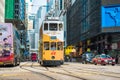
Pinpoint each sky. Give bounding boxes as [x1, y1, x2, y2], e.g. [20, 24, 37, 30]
[32, 0, 47, 14]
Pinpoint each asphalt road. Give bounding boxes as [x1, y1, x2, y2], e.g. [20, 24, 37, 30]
[0, 62, 120, 80]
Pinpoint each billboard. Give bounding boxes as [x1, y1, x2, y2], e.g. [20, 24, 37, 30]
[102, 5, 120, 27]
[5, 0, 14, 19]
[0, 23, 13, 55]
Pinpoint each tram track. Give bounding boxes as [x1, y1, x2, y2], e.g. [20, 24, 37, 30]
[30, 63, 87, 80]
[31, 63, 120, 80]
[48, 70, 87, 80]
[20, 62, 120, 80]
[60, 66, 120, 79]
[31, 62, 87, 80]
[81, 67, 120, 76]
[20, 62, 57, 80]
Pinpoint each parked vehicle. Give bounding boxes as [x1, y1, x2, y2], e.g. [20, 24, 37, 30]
[92, 54, 115, 66]
[0, 23, 21, 66]
[81, 52, 94, 64]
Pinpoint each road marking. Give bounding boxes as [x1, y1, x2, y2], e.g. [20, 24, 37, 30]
[0, 74, 23, 77]
[0, 72, 32, 77]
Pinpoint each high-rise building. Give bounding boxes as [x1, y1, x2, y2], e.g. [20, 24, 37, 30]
[46, 0, 56, 17]
[25, 0, 34, 53]
[33, 5, 47, 52]
[26, 0, 47, 53]
[0, 0, 5, 23]
[5, 0, 27, 59]
[5, 0, 26, 30]
[67, 0, 120, 54]
[46, 0, 54, 12]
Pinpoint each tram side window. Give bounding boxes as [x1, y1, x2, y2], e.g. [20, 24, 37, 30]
[49, 23, 57, 31]
[51, 42, 56, 50]
[57, 42, 63, 50]
[59, 23, 63, 31]
[44, 42, 49, 50]
[44, 23, 48, 31]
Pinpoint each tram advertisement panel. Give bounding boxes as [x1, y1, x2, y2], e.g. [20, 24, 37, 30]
[0, 23, 13, 57]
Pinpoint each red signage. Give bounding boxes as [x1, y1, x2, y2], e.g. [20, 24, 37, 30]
[51, 51, 56, 55]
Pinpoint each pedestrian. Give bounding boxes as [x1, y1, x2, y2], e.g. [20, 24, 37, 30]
[115, 54, 118, 64]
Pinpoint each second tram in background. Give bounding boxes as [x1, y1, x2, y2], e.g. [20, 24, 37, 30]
[31, 53, 37, 62]
[39, 17, 64, 66]
[65, 45, 76, 62]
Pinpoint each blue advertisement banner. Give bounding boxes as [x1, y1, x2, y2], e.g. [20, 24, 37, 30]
[102, 5, 120, 27]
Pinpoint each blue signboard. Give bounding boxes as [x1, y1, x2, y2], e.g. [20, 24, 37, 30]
[102, 5, 120, 27]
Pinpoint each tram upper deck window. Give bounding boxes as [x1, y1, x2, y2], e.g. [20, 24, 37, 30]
[44, 23, 48, 31]
[59, 23, 63, 31]
[49, 23, 57, 31]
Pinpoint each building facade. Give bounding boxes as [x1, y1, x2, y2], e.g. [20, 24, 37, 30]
[46, 0, 54, 12]
[0, 0, 5, 23]
[67, 0, 120, 55]
[49, 0, 74, 47]
[33, 5, 47, 53]
[5, 0, 26, 30]
[5, 0, 27, 59]
[27, 0, 47, 53]
[25, 0, 34, 53]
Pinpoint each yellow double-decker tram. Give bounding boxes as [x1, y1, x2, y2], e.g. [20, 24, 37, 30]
[39, 17, 64, 66]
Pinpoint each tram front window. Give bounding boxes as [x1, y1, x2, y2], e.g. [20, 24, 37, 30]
[59, 23, 63, 31]
[51, 42, 56, 50]
[44, 42, 49, 50]
[57, 42, 63, 50]
[44, 23, 48, 31]
[49, 23, 57, 31]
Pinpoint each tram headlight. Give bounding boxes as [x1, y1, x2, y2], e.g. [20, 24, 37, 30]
[51, 56, 55, 59]
[105, 60, 108, 62]
[112, 59, 115, 62]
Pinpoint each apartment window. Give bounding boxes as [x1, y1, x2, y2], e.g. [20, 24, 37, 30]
[15, 5, 19, 8]
[15, 0, 19, 3]
[60, 0, 62, 10]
